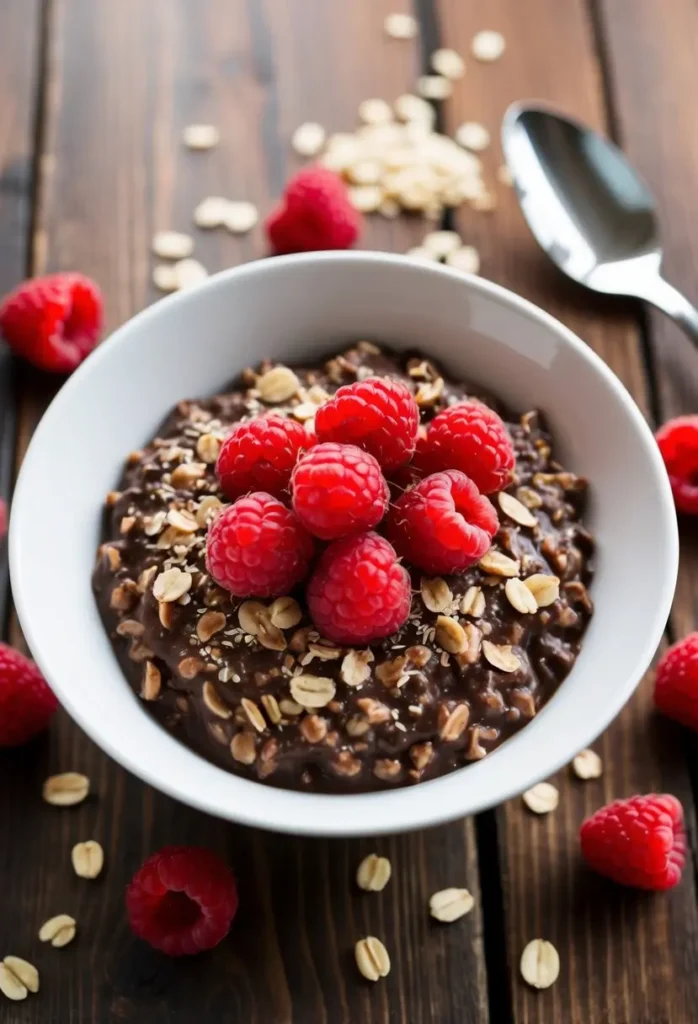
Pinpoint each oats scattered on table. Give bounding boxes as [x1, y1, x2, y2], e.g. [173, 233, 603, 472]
[445, 246, 481, 274]
[572, 749, 603, 779]
[431, 48, 466, 79]
[394, 93, 435, 125]
[291, 121, 326, 157]
[153, 264, 180, 293]
[349, 185, 384, 213]
[455, 121, 491, 152]
[384, 12, 418, 39]
[406, 246, 439, 263]
[429, 887, 475, 922]
[42, 772, 90, 807]
[472, 30, 506, 62]
[182, 123, 220, 149]
[522, 781, 559, 814]
[417, 75, 453, 101]
[71, 839, 105, 879]
[358, 98, 393, 125]
[356, 853, 392, 892]
[194, 196, 231, 228]
[224, 201, 259, 234]
[423, 230, 462, 258]
[355, 936, 391, 981]
[174, 258, 208, 289]
[38, 914, 77, 948]
[520, 939, 560, 989]
[151, 230, 194, 260]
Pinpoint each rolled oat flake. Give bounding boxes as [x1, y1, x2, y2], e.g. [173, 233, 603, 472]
[520, 938, 560, 989]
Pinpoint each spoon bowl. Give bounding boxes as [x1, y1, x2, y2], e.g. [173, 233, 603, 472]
[502, 102, 698, 345]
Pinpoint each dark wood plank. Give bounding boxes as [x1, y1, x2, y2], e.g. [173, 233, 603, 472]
[0, 0, 43, 631]
[596, 0, 698, 639]
[434, 2, 698, 1021]
[2, 2, 488, 1021]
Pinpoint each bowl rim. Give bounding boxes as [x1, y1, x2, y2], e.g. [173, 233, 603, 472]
[9, 251, 679, 835]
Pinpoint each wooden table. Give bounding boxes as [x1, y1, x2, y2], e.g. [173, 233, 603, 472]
[2, 1, 698, 1021]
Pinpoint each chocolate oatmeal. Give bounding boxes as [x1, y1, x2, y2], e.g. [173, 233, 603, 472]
[93, 343, 594, 792]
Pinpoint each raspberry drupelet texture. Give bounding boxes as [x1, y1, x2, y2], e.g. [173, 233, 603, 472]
[655, 416, 698, 514]
[306, 531, 411, 645]
[0, 272, 103, 373]
[315, 376, 419, 471]
[126, 845, 239, 956]
[206, 493, 314, 598]
[415, 400, 515, 494]
[265, 165, 362, 254]
[654, 633, 698, 730]
[0, 642, 58, 746]
[291, 442, 389, 540]
[216, 414, 308, 500]
[387, 470, 498, 575]
[580, 794, 686, 890]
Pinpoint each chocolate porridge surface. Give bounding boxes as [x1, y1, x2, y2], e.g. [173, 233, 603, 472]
[93, 343, 594, 793]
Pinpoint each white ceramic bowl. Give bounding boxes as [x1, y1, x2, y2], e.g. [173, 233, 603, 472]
[10, 252, 678, 836]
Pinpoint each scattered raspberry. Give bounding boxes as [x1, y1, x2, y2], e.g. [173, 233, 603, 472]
[387, 470, 498, 575]
[580, 794, 686, 891]
[315, 376, 419, 471]
[206, 492, 314, 598]
[0, 498, 6, 541]
[654, 633, 698, 730]
[415, 400, 515, 494]
[291, 442, 389, 540]
[216, 414, 307, 500]
[266, 165, 361, 254]
[306, 531, 411, 644]
[126, 845, 239, 956]
[655, 416, 698, 514]
[0, 273, 103, 373]
[0, 642, 58, 746]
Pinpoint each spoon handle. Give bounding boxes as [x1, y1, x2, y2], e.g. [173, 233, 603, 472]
[643, 275, 698, 349]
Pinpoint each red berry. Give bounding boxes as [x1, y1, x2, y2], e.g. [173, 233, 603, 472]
[0, 642, 58, 746]
[206, 492, 314, 598]
[654, 633, 698, 729]
[291, 442, 389, 540]
[126, 845, 239, 956]
[416, 401, 515, 494]
[315, 376, 419, 471]
[306, 531, 411, 645]
[265, 165, 361, 254]
[386, 470, 498, 575]
[216, 415, 307, 500]
[0, 498, 6, 541]
[656, 416, 698, 514]
[0, 273, 103, 373]
[580, 794, 686, 891]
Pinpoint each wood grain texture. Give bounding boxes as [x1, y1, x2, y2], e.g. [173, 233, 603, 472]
[434, 1, 698, 1021]
[0, 0, 42, 632]
[596, 0, 698, 639]
[1, 1, 488, 1021]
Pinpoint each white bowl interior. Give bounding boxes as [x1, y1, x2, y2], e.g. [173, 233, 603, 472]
[10, 252, 678, 835]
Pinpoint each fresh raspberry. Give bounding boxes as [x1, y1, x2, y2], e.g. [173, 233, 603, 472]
[216, 415, 307, 500]
[656, 416, 698, 514]
[654, 633, 698, 729]
[126, 845, 239, 956]
[387, 470, 498, 575]
[580, 794, 686, 891]
[306, 531, 411, 644]
[206, 492, 314, 598]
[0, 642, 58, 746]
[266, 165, 361, 254]
[291, 442, 389, 540]
[315, 376, 419, 471]
[415, 401, 515, 494]
[0, 273, 103, 373]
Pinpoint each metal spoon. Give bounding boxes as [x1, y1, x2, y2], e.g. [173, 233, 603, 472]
[501, 102, 698, 346]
